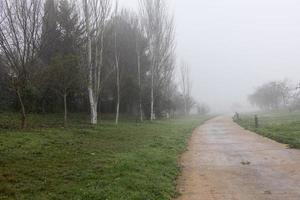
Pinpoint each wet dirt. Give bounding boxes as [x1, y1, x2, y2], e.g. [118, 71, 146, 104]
[175, 116, 300, 200]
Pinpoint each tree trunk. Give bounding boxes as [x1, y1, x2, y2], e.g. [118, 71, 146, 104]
[137, 46, 143, 122]
[116, 96, 119, 124]
[16, 88, 26, 129]
[83, 0, 97, 125]
[184, 97, 187, 116]
[115, 70, 120, 124]
[150, 64, 155, 121]
[89, 88, 98, 125]
[91, 102, 98, 125]
[115, 31, 120, 125]
[96, 32, 104, 124]
[63, 92, 67, 127]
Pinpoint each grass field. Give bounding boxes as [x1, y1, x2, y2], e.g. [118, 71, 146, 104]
[0, 113, 208, 200]
[235, 111, 300, 149]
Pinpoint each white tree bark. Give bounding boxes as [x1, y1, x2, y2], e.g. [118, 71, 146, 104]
[136, 45, 143, 122]
[139, 0, 175, 120]
[82, 0, 111, 125]
[150, 59, 155, 121]
[83, 0, 96, 124]
[115, 57, 120, 125]
[113, 3, 120, 125]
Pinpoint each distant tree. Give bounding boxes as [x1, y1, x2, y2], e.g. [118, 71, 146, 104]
[167, 86, 185, 116]
[0, 0, 43, 128]
[286, 82, 300, 112]
[180, 61, 193, 115]
[249, 80, 291, 111]
[159, 82, 182, 117]
[196, 103, 210, 115]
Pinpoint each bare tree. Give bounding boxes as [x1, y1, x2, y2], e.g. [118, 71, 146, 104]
[113, 3, 120, 125]
[82, 0, 111, 125]
[0, 0, 43, 128]
[180, 61, 192, 115]
[129, 13, 144, 122]
[248, 80, 291, 111]
[139, 0, 175, 120]
[136, 27, 143, 122]
[107, 10, 147, 123]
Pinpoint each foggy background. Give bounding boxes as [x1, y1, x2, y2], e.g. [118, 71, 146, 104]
[120, 0, 300, 113]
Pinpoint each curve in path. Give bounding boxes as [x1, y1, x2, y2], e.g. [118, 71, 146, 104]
[176, 116, 300, 200]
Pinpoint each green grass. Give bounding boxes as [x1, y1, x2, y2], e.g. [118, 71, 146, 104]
[235, 111, 300, 149]
[0, 113, 209, 200]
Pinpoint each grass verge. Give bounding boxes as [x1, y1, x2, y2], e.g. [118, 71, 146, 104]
[235, 111, 300, 149]
[0, 113, 209, 200]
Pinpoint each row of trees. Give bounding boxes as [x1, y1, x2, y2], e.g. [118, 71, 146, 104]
[0, 0, 198, 128]
[248, 80, 300, 111]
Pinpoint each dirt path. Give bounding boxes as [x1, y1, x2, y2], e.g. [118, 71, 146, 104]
[176, 116, 300, 200]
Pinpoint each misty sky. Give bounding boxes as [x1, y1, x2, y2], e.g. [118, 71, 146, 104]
[119, 0, 300, 112]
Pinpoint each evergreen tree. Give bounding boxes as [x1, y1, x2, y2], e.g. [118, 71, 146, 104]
[57, 0, 83, 55]
[37, 0, 84, 116]
[40, 0, 60, 64]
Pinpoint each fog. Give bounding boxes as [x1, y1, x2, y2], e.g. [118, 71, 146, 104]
[120, 0, 300, 113]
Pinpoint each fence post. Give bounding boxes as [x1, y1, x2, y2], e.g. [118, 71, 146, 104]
[254, 115, 259, 129]
[234, 112, 240, 121]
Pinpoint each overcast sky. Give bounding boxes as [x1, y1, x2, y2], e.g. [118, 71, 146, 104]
[119, 0, 300, 112]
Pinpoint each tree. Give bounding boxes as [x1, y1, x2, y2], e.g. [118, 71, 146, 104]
[82, 0, 112, 125]
[40, 0, 60, 64]
[249, 80, 291, 111]
[57, 0, 83, 56]
[35, 0, 83, 115]
[180, 61, 192, 115]
[0, 0, 189, 126]
[130, 13, 146, 122]
[139, 0, 175, 120]
[196, 103, 210, 115]
[0, 0, 43, 128]
[113, 4, 120, 125]
[103, 9, 149, 120]
[135, 22, 144, 122]
[46, 55, 81, 127]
